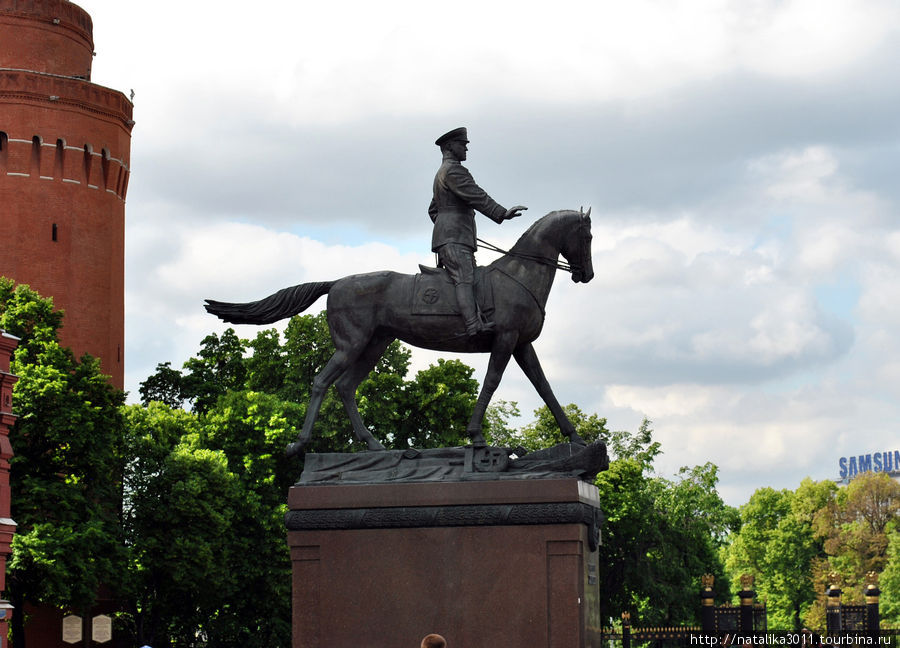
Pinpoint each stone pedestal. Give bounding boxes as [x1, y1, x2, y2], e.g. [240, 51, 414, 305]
[286, 478, 603, 648]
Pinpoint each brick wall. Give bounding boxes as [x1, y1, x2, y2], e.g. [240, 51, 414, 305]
[0, 0, 132, 388]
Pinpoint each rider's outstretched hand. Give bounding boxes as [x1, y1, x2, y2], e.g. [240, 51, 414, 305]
[505, 205, 528, 220]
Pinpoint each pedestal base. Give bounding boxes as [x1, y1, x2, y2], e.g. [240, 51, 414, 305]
[286, 478, 603, 648]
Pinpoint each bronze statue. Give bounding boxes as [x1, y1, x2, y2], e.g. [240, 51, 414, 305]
[429, 127, 527, 336]
[205, 208, 594, 456]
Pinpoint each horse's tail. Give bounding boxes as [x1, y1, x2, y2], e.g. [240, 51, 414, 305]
[204, 281, 336, 325]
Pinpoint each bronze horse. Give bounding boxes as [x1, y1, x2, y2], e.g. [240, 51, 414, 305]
[205, 208, 594, 456]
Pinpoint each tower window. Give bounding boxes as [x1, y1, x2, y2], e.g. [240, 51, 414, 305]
[52, 223, 58, 242]
[83, 144, 93, 185]
[31, 136, 41, 177]
[101, 148, 110, 189]
[0, 132, 7, 173]
[54, 138, 65, 179]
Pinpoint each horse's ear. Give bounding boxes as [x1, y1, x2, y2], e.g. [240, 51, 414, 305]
[584, 206, 592, 224]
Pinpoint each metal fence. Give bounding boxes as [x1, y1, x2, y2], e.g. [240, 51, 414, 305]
[601, 573, 897, 648]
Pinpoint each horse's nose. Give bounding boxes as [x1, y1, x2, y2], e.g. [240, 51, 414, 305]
[572, 265, 594, 283]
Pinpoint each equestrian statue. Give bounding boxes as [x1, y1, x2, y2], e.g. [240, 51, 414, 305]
[205, 128, 595, 458]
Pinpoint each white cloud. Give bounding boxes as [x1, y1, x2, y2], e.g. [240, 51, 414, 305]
[82, 0, 900, 130]
[733, 0, 900, 79]
[124, 214, 430, 395]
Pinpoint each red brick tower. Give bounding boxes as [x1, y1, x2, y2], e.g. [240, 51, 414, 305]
[0, 0, 133, 389]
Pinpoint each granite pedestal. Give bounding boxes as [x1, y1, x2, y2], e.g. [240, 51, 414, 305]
[286, 478, 603, 648]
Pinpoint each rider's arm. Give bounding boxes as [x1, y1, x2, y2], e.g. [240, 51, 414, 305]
[446, 164, 508, 223]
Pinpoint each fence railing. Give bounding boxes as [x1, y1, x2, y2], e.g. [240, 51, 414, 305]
[601, 572, 896, 648]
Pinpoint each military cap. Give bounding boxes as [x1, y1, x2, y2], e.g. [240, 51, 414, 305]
[435, 127, 468, 146]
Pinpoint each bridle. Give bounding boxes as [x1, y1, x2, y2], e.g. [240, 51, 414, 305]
[476, 209, 591, 275]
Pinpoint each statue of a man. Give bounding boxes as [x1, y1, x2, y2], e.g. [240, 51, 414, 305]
[428, 127, 526, 336]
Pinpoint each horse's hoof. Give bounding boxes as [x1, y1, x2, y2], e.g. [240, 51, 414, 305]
[568, 432, 587, 447]
[285, 441, 306, 457]
[366, 440, 386, 451]
[469, 432, 487, 448]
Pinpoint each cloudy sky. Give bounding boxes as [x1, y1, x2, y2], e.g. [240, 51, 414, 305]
[77, 0, 900, 505]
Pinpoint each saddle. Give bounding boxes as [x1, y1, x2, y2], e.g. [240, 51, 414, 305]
[411, 265, 494, 318]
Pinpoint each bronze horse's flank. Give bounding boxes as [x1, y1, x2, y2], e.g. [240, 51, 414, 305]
[205, 208, 594, 456]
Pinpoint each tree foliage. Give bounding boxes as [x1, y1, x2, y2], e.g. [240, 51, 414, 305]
[121, 403, 242, 646]
[724, 479, 836, 630]
[880, 532, 900, 624]
[808, 471, 900, 625]
[140, 313, 479, 451]
[0, 279, 126, 648]
[595, 420, 738, 626]
[486, 402, 609, 450]
[723, 471, 900, 631]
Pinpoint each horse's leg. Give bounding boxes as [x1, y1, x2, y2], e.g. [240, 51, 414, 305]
[513, 342, 587, 446]
[466, 331, 519, 447]
[285, 348, 360, 457]
[333, 334, 393, 451]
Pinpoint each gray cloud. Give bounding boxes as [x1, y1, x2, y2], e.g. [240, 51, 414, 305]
[130, 48, 900, 243]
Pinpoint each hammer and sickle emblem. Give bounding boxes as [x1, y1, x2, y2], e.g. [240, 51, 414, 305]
[422, 288, 439, 304]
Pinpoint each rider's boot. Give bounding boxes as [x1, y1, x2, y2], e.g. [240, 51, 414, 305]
[456, 283, 494, 336]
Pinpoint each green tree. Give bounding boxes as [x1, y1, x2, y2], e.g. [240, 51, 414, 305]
[142, 313, 480, 452]
[596, 423, 736, 626]
[880, 532, 900, 625]
[138, 360, 185, 408]
[813, 471, 900, 578]
[724, 479, 837, 630]
[391, 358, 478, 449]
[122, 391, 305, 648]
[0, 279, 126, 648]
[181, 329, 249, 414]
[196, 390, 304, 647]
[487, 402, 609, 450]
[806, 470, 900, 624]
[121, 403, 242, 647]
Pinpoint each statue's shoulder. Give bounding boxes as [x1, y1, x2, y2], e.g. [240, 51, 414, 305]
[444, 159, 472, 177]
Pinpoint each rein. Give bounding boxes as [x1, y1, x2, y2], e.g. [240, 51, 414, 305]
[476, 238, 578, 273]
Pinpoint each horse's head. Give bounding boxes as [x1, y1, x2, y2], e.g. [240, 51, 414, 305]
[562, 207, 594, 283]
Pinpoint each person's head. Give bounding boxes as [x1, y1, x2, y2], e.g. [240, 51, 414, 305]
[421, 633, 447, 648]
[435, 127, 468, 162]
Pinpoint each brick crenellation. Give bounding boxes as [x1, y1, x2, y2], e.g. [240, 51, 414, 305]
[1, 132, 130, 200]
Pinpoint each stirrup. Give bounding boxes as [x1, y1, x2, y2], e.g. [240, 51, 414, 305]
[465, 315, 494, 336]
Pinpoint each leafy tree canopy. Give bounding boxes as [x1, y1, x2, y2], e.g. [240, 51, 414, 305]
[595, 420, 738, 626]
[0, 279, 126, 648]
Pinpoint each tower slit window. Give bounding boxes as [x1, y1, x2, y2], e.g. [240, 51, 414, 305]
[115, 165, 124, 197]
[101, 148, 110, 189]
[0, 132, 7, 173]
[30, 136, 42, 177]
[54, 138, 65, 180]
[52, 223, 58, 242]
[83, 144, 92, 185]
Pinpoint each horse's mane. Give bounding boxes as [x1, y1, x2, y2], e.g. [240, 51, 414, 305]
[511, 209, 581, 251]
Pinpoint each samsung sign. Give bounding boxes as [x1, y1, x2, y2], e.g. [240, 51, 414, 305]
[838, 450, 900, 480]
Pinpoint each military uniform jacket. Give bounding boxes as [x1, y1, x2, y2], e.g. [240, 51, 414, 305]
[429, 155, 507, 252]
